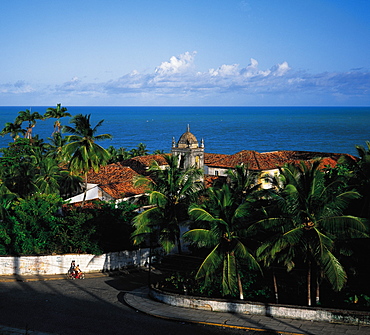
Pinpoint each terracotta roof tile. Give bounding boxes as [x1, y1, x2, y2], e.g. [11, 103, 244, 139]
[121, 154, 169, 174]
[205, 150, 356, 171]
[86, 163, 147, 199]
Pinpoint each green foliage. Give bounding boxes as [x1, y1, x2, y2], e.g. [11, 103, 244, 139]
[132, 154, 204, 253]
[185, 183, 261, 299]
[86, 200, 138, 252]
[0, 194, 102, 255]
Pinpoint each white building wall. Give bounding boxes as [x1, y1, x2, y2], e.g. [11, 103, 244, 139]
[0, 249, 151, 276]
[66, 184, 100, 203]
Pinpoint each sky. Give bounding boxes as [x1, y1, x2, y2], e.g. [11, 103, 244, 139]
[0, 0, 369, 106]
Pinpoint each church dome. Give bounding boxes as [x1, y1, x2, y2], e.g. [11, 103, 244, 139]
[177, 125, 199, 148]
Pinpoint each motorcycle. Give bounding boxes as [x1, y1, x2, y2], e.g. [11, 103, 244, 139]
[67, 269, 85, 280]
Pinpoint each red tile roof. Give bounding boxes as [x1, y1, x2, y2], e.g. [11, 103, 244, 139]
[205, 150, 356, 171]
[121, 154, 169, 174]
[86, 163, 148, 199]
[81, 150, 357, 200]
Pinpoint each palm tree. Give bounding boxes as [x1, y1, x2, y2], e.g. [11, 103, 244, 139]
[34, 158, 61, 195]
[62, 114, 112, 207]
[226, 164, 261, 205]
[184, 183, 261, 300]
[352, 142, 370, 219]
[107, 145, 130, 163]
[256, 160, 367, 306]
[0, 122, 25, 141]
[0, 183, 16, 221]
[44, 103, 71, 135]
[130, 142, 149, 157]
[16, 109, 44, 139]
[45, 132, 67, 163]
[132, 154, 203, 254]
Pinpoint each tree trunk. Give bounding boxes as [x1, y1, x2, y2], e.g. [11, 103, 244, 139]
[177, 234, 182, 254]
[273, 268, 279, 304]
[237, 272, 244, 300]
[315, 271, 321, 305]
[307, 260, 312, 306]
[81, 174, 88, 209]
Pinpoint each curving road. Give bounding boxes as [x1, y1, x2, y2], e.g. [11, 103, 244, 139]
[0, 271, 270, 335]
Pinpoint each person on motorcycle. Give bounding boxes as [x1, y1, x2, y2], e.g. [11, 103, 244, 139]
[74, 264, 82, 278]
[68, 260, 76, 276]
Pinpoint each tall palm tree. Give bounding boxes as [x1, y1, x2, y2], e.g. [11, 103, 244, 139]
[256, 160, 367, 306]
[62, 114, 112, 207]
[226, 164, 261, 205]
[16, 109, 44, 139]
[132, 154, 203, 254]
[0, 122, 25, 141]
[184, 183, 261, 299]
[44, 103, 71, 135]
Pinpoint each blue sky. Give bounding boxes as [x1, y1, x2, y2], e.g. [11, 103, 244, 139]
[1, 0, 369, 106]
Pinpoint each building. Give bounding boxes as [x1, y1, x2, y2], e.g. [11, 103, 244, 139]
[66, 126, 357, 205]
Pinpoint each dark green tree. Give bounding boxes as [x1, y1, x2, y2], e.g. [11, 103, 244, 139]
[62, 114, 112, 207]
[256, 161, 367, 306]
[0, 122, 25, 141]
[44, 103, 71, 135]
[15, 109, 44, 139]
[132, 155, 203, 253]
[184, 183, 261, 299]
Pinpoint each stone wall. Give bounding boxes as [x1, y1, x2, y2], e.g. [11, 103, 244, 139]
[150, 288, 370, 326]
[0, 249, 151, 276]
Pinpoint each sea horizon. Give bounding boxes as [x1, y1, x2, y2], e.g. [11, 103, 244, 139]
[1, 106, 369, 157]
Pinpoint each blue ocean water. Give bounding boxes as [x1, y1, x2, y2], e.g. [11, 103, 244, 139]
[0, 106, 369, 156]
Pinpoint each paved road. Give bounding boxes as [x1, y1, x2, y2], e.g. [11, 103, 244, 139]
[0, 271, 275, 335]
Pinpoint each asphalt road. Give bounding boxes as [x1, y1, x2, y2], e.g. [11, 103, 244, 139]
[0, 271, 273, 335]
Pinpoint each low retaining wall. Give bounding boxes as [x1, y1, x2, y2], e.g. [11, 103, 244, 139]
[0, 249, 151, 276]
[149, 288, 370, 326]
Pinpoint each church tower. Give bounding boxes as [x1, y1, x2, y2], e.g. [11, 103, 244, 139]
[171, 125, 204, 171]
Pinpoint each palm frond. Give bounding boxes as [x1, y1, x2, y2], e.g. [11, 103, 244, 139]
[195, 244, 223, 279]
[319, 248, 347, 291]
[320, 215, 368, 238]
[183, 229, 218, 248]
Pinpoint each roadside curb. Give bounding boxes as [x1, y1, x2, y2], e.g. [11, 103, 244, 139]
[124, 287, 370, 335]
[0, 269, 134, 283]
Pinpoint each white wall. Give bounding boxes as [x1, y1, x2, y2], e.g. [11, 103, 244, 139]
[66, 183, 100, 204]
[0, 249, 151, 276]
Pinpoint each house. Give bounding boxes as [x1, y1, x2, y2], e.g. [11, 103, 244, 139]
[66, 126, 356, 205]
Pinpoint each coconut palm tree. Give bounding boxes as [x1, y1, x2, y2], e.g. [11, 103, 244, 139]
[132, 154, 203, 254]
[184, 183, 261, 300]
[62, 114, 112, 207]
[130, 142, 149, 157]
[45, 132, 68, 163]
[256, 160, 367, 306]
[0, 122, 25, 141]
[34, 158, 61, 195]
[226, 164, 261, 205]
[16, 109, 44, 139]
[107, 145, 130, 163]
[44, 103, 71, 135]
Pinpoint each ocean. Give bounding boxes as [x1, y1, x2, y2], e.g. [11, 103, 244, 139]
[0, 106, 369, 157]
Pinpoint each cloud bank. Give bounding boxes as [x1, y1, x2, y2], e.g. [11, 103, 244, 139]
[1, 52, 369, 106]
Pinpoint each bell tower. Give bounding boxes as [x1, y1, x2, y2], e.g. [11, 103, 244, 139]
[171, 125, 204, 171]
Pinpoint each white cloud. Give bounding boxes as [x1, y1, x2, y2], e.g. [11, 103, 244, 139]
[155, 51, 196, 75]
[1, 52, 369, 106]
[209, 64, 240, 77]
[0, 80, 35, 94]
[271, 61, 290, 76]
